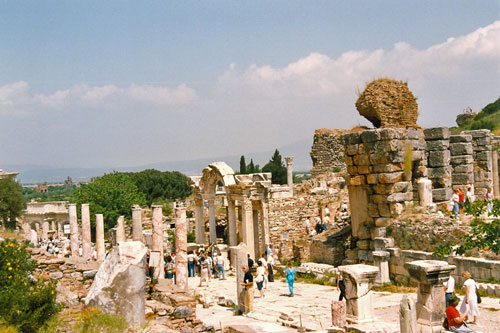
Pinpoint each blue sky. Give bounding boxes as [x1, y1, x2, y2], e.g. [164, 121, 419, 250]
[1, 1, 499, 168]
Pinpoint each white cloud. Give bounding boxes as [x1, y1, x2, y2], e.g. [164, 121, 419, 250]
[127, 84, 197, 105]
[0, 81, 29, 105]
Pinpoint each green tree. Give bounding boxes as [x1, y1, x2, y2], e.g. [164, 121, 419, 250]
[262, 149, 287, 184]
[239, 155, 247, 174]
[73, 172, 146, 230]
[0, 239, 60, 332]
[0, 178, 26, 229]
[247, 159, 255, 173]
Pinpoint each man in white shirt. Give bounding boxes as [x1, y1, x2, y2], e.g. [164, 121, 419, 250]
[259, 256, 268, 288]
[443, 275, 455, 308]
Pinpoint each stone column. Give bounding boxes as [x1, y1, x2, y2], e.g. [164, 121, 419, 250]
[42, 220, 49, 241]
[372, 251, 390, 286]
[151, 205, 164, 280]
[228, 200, 237, 247]
[492, 140, 499, 198]
[338, 264, 379, 324]
[405, 260, 456, 331]
[35, 223, 41, 243]
[208, 199, 216, 244]
[399, 294, 417, 333]
[116, 216, 126, 243]
[194, 199, 206, 244]
[69, 204, 79, 256]
[259, 201, 270, 255]
[285, 156, 294, 196]
[132, 207, 143, 242]
[95, 214, 105, 261]
[241, 198, 255, 260]
[81, 204, 91, 260]
[57, 220, 64, 239]
[30, 229, 38, 245]
[253, 210, 260, 259]
[232, 242, 248, 314]
[175, 208, 188, 291]
[417, 178, 433, 207]
[331, 301, 346, 328]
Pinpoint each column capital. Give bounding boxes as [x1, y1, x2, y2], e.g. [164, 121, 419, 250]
[284, 156, 294, 165]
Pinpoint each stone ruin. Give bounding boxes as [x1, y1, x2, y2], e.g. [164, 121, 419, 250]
[356, 78, 419, 128]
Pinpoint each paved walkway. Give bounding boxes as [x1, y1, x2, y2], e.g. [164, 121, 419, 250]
[189, 274, 500, 332]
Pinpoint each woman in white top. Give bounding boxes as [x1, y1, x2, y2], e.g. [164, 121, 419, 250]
[255, 260, 267, 298]
[459, 271, 479, 324]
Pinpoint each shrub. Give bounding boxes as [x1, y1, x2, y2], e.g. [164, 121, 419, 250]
[0, 240, 60, 332]
[74, 307, 129, 333]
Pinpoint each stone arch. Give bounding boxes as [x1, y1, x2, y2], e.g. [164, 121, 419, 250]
[198, 162, 236, 199]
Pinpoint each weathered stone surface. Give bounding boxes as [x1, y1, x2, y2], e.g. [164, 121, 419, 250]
[450, 155, 474, 165]
[173, 306, 192, 318]
[452, 173, 474, 185]
[386, 192, 412, 203]
[427, 166, 452, 179]
[380, 128, 406, 140]
[417, 178, 433, 207]
[341, 132, 361, 145]
[399, 294, 417, 333]
[453, 164, 473, 174]
[83, 270, 98, 279]
[424, 127, 450, 140]
[428, 150, 450, 167]
[331, 301, 346, 328]
[49, 271, 63, 280]
[175, 208, 188, 292]
[96, 214, 105, 261]
[310, 129, 347, 177]
[81, 204, 91, 260]
[360, 130, 381, 143]
[356, 78, 419, 128]
[450, 142, 473, 155]
[85, 241, 147, 326]
[372, 163, 404, 173]
[378, 172, 404, 184]
[450, 134, 472, 143]
[69, 204, 79, 257]
[425, 140, 449, 151]
[432, 188, 452, 202]
[373, 237, 394, 251]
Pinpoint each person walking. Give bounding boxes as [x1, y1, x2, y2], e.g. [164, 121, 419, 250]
[458, 188, 465, 214]
[187, 251, 196, 277]
[199, 257, 209, 287]
[265, 253, 274, 282]
[485, 187, 494, 214]
[216, 252, 225, 280]
[247, 254, 255, 273]
[284, 262, 296, 297]
[452, 189, 460, 219]
[447, 295, 475, 332]
[337, 271, 346, 301]
[258, 256, 268, 289]
[241, 265, 254, 314]
[459, 271, 479, 325]
[444, 275, 455, 308]
[255, 260, 267, 298]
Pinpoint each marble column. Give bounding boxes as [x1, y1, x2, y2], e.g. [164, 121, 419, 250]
[338, 264, 379, 324]
[405, 260, 456, 332]
[285, 156, 294, 196]
[232, 242, 248, 314]
[252, 210, 260, 259]
[175, 208, 188, 291]
[132, 207, 143, 242]
[228, 200, 237, 247]
[95, 214, 105, 261]
[69, 204, 79, 256]
[372, 251, 390, 286]
[57, 220, 64, 239]
[417, 178, 433, 206]
[116, 216, 126, 243]
[81, 204, 91, 260]
[259, 202, 270, 255]
[35, 223, 41, 243]
[194, 199, 206, 244]
[241, 198, 255, 260]
[30, 229, 38, 245]
[492, 141, 499, 198]
[331, 301, 346, 328]
[151, 205, 164, 280]
[208, 199, 216, 244]
[399, 294, 417, 333]
[42, 220, 49, 241]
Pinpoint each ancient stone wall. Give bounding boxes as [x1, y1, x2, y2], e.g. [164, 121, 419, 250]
[462, 130, 495, 198]
[341, 127, 426, 263]
[450, 134, 474, 187]
[424, 127, 452, 203]
[310, 129, 346, 178]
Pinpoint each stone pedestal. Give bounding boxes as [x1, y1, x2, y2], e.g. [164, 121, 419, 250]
[331, 300, 346, 328]
[417, 178, 433, 207]
[81, 204, 91, 260]
[116, 216, 126, 243]
[405, 260, 455, 332]
[232, 242, 248, 314]
[175, 208, 188, 292]
[285, 156, 294, 196]
[132, 207, 143, 242]
[95, 214, 105, 261]
[69, 204, 79, 256]
[208, 199, 216, 244]
[338, 264, 379, 324]
[372, 251, 390, 286]
[151, 205, 164, 280]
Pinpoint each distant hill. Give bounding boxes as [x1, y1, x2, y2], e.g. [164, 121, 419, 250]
[4, 138, 314, 184]
[452, 96, 500, 135]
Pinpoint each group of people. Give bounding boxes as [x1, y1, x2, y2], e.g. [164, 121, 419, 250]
[444, 271, 480, 332]
[451, 186, 494, 219]
[186, 247, 227, 286]
[306, 202, 349, 238]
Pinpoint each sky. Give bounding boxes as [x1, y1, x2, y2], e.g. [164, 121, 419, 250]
[0, 1, 499, 169]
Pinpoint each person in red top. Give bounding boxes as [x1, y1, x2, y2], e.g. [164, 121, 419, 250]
[446, 295, 474, 332]
[458, 188, 465, 214]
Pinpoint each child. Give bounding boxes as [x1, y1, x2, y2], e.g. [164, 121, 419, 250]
[284, 262, 296, 297]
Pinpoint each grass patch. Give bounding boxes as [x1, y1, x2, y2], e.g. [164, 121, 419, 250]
[372, 284, 417, 294]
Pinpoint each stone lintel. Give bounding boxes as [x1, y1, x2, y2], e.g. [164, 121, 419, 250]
[405, 260, 455, 286]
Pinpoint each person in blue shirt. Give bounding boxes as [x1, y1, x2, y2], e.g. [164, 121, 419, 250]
[285, 262, 296, 297]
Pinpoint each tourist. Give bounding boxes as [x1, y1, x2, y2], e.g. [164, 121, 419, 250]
[241, 265, 254, 314]
[309, 229, 317, 238]
[216, 252, 225, 280]
[165, 255, 174, 279]
[459, 271, 479, 325]
[337, 271, 345, 301]
[322, 214, 330, 231]
[446, 295, 475, 332]
[444, 275, 455, 308]
[304, 217, 311, 234]
[206, 252, 213, 281]
[187, 251, 196, 277]
[265, 253, 274, 282]
[284, 262, 296, 297]
[458, 188, 465, 214]
[465, 187, 474, 205]
[324, 206, 330, 217]
[451, 189, 460, 219]
[255, 260, 267, 298]
[315, 218, 323, 234]
[199, 257, 209, 287]
[485, 187, 493, 214]
[258, 256, 268, 289]
[266, 244, 272, 258]
[248, 254, 255, 273]
[341, 201, 348, 213]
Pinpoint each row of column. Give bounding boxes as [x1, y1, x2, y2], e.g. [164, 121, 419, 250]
[193, 197, 270, 260]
